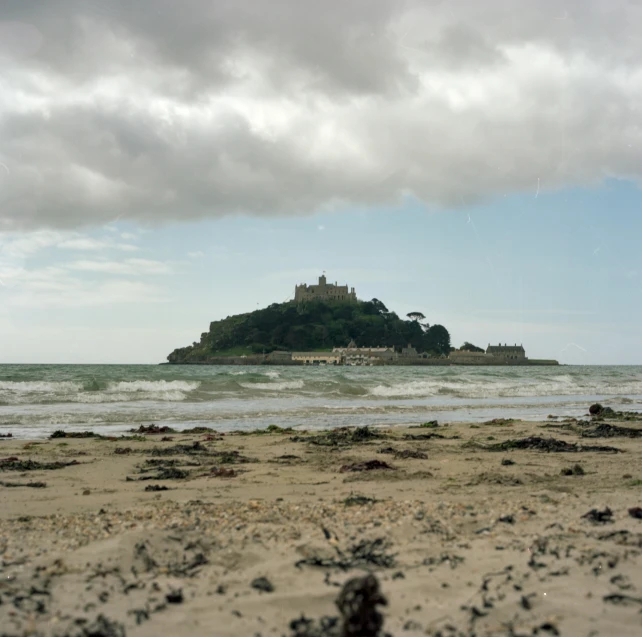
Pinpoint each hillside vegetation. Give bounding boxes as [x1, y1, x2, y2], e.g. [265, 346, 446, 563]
[167, 299, 451, 363]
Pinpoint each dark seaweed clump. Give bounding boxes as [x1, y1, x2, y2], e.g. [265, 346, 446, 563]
[295, 538, 395, 571]
[561, 464, 585, 476]
[377, 447, 427, 460]
[344, 494, 378, 507]
[577, 422, 642, 439]
[235, 424, 294, 436]
[129, 467, 189, 481]
[403, 432, 447, 440]
[50, 430, 97, 439]
[291, 426, 386, 447]
[289, 574, 387, 637]
[339, 460, 395, 473]
[0, 458, 81, 471]
[129, 425, 177, 435]
[479, 436, 622, 453]
[589, 404, 642, 421]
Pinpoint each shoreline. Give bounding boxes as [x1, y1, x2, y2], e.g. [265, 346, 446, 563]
[165, 358, 560, 366]
[2, 416, 642, 635]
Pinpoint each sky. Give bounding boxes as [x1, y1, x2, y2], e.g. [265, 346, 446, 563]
[0, 0, 641, 364]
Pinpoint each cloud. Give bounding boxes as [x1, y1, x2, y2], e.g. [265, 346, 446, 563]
[0, 259, 168, 307]
[1, 0, 642, 230]
[7, 278, 168, 308]
[65, 258, 171, 275]
[187, 250, 204, 258]
[0, 230, 140, 258]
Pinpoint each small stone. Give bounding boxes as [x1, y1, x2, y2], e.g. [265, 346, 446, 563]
[251, 577, 274, 593]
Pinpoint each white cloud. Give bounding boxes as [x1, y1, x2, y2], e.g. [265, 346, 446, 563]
[0, 230, 141, 258]
[6, 275, 167, 308]
[187, 250, 204, 258]
[65, 258, 171, 275]
[1, 1, 641, 230]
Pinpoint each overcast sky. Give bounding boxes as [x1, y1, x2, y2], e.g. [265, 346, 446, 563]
[1, 0, 641, 364]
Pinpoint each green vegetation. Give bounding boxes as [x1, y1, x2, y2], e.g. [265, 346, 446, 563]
[168, 298, 451, 363]
[460, 341, 485, 352]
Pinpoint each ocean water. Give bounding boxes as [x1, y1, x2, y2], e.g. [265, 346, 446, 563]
[0, 364, 641, 439]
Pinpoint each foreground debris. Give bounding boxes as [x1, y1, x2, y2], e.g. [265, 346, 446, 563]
[289, 574, 387, 637]
[476, 436, 623, 453]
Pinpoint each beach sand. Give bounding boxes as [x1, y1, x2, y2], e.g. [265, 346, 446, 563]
[1, 416, 641, 636]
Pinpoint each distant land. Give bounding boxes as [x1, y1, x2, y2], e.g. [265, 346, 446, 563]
[167, 275, 558, 366]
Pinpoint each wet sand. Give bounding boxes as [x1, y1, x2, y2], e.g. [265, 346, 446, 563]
[1, 416, 642, 636]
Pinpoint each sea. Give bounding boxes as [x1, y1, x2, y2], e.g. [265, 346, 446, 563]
[1, 364, 641, 440]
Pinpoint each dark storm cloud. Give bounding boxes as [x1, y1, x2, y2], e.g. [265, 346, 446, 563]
[0, 0, 641, 230]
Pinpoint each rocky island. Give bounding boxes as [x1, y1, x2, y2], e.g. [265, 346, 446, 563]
[167, 275, 558, 366]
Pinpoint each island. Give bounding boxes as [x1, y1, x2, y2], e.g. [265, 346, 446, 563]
[167, 275, 558, 366]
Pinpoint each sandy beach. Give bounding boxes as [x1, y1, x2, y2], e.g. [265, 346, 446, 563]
[1, 414, 642, 636]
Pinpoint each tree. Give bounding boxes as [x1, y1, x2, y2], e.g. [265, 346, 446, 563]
[370, 298, 389, 314]
[423, 324, 451, 356]
[460, 342, 484, 353]
[167, 298, 454, 362]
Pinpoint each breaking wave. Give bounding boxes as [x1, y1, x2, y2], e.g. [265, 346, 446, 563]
[240, 380, 304, 391]
[1, 364, 641, 439]
[0, 378, 201, 405]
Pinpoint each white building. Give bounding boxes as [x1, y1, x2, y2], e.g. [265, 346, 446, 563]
[291, 352, 342, 365]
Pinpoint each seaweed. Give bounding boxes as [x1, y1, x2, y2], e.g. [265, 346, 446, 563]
[482, 418, 515, 426]
[181, 426, 216, 434]
[129, 424, 177, 435]
[291, 426, 386, 448]
[336, 574, 387, 637]
[128, 467, 189, 481]
[339, 460, 394, 473]
[251, 576, 274, 593]
[472, 436, 622, 453]
[0, 458, 81, 471]
[582, 507, 614, 524]
[377, 447, 427, 459]
[577, 422, 642, 438]
[208, 467, 237, 477]
[403, 432, 446, 440]
[289, 615, 340, 637]
[561, 464, 585, 476]
[235, 424, 294, 436]
[343, 494, 378, 507]
[0, 480, 47, 488]
[295, 538, 395, 571]
[49, 430, 97, 439]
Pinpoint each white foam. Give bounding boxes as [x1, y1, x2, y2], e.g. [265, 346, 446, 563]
[240, 380, 304, 391]
[69, 390, 189, 403]
[0, 380, 84, 393]
[370, 381, 444, 397]
[105, 380, 200, 393]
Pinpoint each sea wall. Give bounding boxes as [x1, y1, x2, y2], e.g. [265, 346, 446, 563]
[168, 356, 558, 366]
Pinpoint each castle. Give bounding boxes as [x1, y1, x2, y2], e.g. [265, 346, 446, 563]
[294, 275, 357, 303]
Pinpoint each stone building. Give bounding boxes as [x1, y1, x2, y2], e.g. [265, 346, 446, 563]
[295, 275, 357, 303]
[401, 344, 419, 358]
[333, 341, 396, 362]
[449, 350, 492, 363]
[291, 352, 341, 365]
[486, 344, 527, 360]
